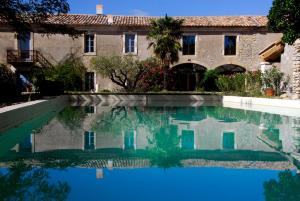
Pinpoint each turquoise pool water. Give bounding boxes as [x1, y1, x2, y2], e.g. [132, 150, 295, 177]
[0, 104, 300, 201]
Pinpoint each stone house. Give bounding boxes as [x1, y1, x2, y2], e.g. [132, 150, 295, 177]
[0, 5, 289, 91]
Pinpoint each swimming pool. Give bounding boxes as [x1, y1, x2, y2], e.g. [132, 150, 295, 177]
[0, 102, 299, 201]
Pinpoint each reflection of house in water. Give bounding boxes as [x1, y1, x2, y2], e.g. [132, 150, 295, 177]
[28, 106, 275, 153]
[7, 106, 300, 174]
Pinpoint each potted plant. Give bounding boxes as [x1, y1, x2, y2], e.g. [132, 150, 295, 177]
[262, 66, 284, 96]
[265, 87, 275, 97]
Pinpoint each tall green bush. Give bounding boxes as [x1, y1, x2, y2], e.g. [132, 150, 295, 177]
[0, 64, 20, 103]
[216, 75, 231, 92]
[200, 70, 219, 91]
[216, 71, 263, 96]
[216, 73, 246, 93]
[245, 71, 262, 96]
[45, 54, 86, 91]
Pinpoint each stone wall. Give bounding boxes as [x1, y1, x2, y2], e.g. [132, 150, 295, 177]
[293, 39, 300, 97]
[0, 26, 283, 91]
[281, 44, 295, 77]
[0, 32, 15, 64]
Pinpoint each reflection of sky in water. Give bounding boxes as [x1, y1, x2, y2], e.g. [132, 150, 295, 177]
[46, 168, 281, 201]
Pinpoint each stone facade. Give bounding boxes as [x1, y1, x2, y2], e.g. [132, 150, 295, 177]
[292, 39, 300, 98]
[0, 18, 283, 91]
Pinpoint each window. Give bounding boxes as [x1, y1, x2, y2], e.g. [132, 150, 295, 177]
[124, 130, 135, 150]
[182, 35, 196, 55]
[19, 135, 32, 152]
[223, 131, 235, 149]
[84, 131, 95, 150]
[124, 34, 136, 54]
[18, 32, 31, 59]
[85, 106, 95, 114]
[181, 130, 195, 150]
[84, 34, 95, 53]
[224, 35, 237, 55]
[85, 72, 95, 91]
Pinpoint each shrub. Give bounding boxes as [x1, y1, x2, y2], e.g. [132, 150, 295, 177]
[216, 75, 231, 92]
[245, 71, 262, 96]
[39, 80, 64, 96]
[200, 70, 219, 91]
[262, 66, 284, 96]
[45, 54, 86, 91]
[0, 64, 20, 103]
[216, 73, 246, 93]
[138, 66, 164, 92]
[216, 71, 263, 96]
[232, 73, 246, 93]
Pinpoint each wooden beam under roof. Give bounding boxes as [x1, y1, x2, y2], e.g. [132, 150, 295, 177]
[259, 40, 285, 62]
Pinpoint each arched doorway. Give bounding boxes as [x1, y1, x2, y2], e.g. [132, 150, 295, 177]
[168, 63, 206, 91]
[215, 64, 246, 75]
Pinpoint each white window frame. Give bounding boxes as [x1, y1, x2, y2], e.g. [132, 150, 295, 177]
[181, 34, 197, 56]
[123, 32, 138, 55]
[82, 131, 96, 150]
[83, 33, 97, 55]
[15, 32, 34, 51]
[85, 71, 98, 92]
[223, 34, 239, 56]
[180, 129, 196, 150]
[221, 130, 237, 149]
[122, 130, 137, 150]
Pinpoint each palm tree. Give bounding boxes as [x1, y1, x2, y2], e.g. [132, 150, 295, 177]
[147, 15, 184, 90]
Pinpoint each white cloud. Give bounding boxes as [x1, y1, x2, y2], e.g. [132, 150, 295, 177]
[130, 9, 149, 16]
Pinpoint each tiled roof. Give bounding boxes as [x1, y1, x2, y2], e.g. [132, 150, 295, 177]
[0, 14, 268, 27]
[46, 14, 108, 25]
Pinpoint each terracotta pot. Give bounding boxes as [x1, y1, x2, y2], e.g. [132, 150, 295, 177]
[265, 88, 275, 97]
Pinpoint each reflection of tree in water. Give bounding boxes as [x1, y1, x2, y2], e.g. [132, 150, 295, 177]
[148, 125, 182, 169]
[0, 162, 70, 201]
[91, 106, 287, 169]
[57, 106, 87, 130]
[92, 106, 163, 136]
[264, 170, 300, 201]
[92, 106, 182, 168]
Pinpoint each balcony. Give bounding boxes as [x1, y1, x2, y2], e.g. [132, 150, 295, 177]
[7, 50, 53, 69]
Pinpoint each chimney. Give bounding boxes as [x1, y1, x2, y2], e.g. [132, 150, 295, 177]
[107, 15, 113, 24]
[96, 4, 103, 15]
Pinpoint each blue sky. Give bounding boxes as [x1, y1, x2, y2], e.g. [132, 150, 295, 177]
[68, 0, 274, 16]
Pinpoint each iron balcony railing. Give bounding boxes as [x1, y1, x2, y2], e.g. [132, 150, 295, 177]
[7, 50, 53, 68]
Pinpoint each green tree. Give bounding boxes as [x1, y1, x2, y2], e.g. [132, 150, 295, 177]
[0, 0, 80, 36]
[92, 56, 159, 92]
[268, 0, 300, 45]
[264, 171, 300, 201]
[148, 126, 182, 169]
[45, 54, 86, 91]
[0, 64, 20, 103]
[147, 15, 184, 90]
[57, 106, 87, 130]
[0, 162, 71, 201]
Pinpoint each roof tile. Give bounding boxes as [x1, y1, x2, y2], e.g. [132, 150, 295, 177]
[0, 14, 268, 27]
